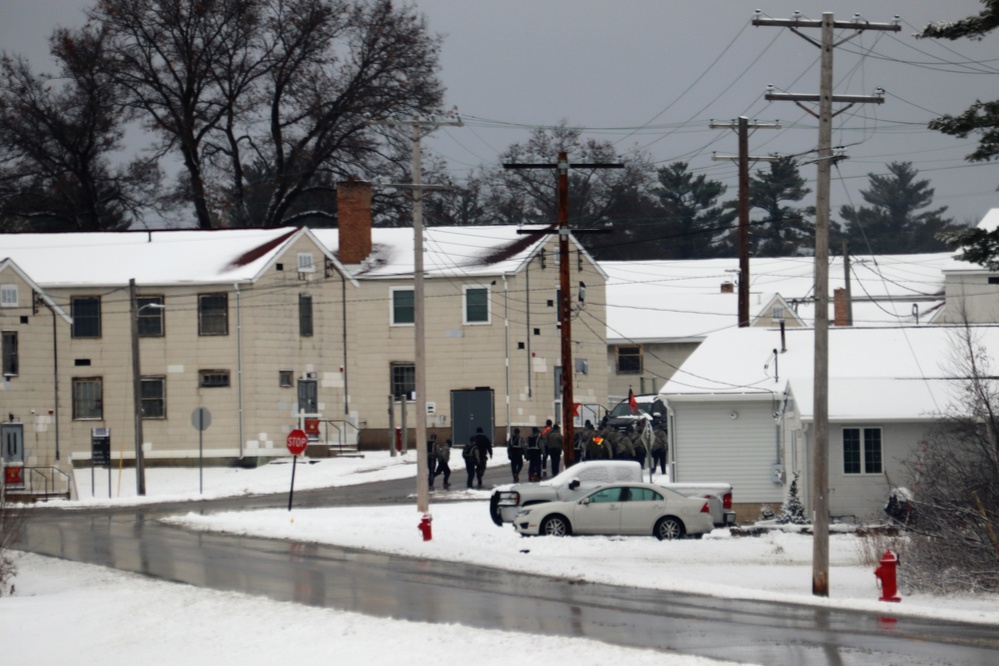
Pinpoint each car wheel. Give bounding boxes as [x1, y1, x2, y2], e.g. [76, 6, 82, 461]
[541, 515, 571, 537]
[655, 517, 684, 541]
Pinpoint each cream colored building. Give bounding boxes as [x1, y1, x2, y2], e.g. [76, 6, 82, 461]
[0, 185, 608, 481]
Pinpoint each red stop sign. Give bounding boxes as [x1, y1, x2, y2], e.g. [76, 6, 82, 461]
[286, 429, 308, 456]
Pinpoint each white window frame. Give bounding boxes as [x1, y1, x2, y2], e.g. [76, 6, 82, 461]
[772, 305, 785, 321]
[463, 285, 491, 325]
[0, 285, 17, 308]
[390, 287, 414, 326]
[842, 426, 883, 475]
[297, 252, 315, 273]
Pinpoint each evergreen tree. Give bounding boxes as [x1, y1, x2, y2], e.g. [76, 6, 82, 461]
[838, 162, 959, 254]
[738, 157, 814, 257]
[650, 161, 735, 259]
[920, 3, 999, 267]
[777, 472, 808, 525]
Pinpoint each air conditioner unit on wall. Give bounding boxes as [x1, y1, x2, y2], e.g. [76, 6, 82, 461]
[306, 371, 318, 380]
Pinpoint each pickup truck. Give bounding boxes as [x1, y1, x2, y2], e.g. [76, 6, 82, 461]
[489, 460, 737, 528]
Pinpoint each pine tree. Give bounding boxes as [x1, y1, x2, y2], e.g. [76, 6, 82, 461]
[777, 472, 808, 525]
[651, 161, 735, 259]
[839, 162, 959, 254]
[729, 157, 814, 257]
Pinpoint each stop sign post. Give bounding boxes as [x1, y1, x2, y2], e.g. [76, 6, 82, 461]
[286, 429, 308, 510]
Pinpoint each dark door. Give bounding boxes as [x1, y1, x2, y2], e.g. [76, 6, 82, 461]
[1, 422, 24, 463]
[451, 389, 494, 446]
[297, 379, 318, 414]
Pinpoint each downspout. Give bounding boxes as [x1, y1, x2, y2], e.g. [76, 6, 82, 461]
[666, 401, 677, 481]
[503, 274, 511, 439]
[46, 299, 61, 461]
[525, 258, 532, 398]
[342, 273, 349, 416]
[235, 283, 244, 459]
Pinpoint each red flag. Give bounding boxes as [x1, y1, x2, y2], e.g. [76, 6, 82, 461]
[628, 388, 638, 414]
[572, 402, 581, 417]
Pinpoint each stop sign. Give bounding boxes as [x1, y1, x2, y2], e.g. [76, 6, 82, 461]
[286, 429, 308, 456]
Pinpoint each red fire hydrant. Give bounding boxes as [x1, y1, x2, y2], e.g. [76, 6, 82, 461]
[418, 513, 433, 541]
[874, 549, 901, 602]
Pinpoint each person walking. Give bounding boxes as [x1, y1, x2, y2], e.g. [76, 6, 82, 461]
[526, 427, 543, 481]
[462, 438, 479, 489]
[472, 427, 492, 489]
[612, 425, 633, 461]
[507, 428, 525, 482]
[546, 423, 564, 477]
[539, 419, 553, 478]
[585, 426, 611, 460]
[426, 433, 439, 489]
[651, 424, 669, 476]
[574, 420, 595, 464]
[433, 437, 452, 490]
[632, 419, 652, 469]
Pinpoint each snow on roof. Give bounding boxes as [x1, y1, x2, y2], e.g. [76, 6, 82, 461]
[977, 208, 999, 233]
[312, 225, 560, 279]
[601, 252, 961, 341]
[0, 227, 308, 286]
[0, 225, 555, 287]
[662, 325, 999, 421]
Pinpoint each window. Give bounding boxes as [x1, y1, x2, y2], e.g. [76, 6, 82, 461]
[298, 379, 318, 413]
[71, 296, 101, 338]
[72, 378, 103, 419]
[772, 305, 785, 321]
[843, 427, 882, 474]
[0, 285, 17, 308]
[299, 293, 313, 337]
[617, 346, 642, 374]
[199, 369, 230, 388]
[137, 296, 165, 337]
[198, 293, 228, 336]
[627, 487, 663, 502]
[464, 286, 489, 324]
[279, 370, 294, 387]
[2, 332, 17, 376]
[141, 376, 166, 418]
[391, 288, 414, 325]
[390, 362, 415, 400]
[588, 487, 625, 503]
[297, 252, 315, 272]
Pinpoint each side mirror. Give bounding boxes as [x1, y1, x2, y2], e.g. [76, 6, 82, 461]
[568, 479, 580, 490]
[580, 497, 591, 505]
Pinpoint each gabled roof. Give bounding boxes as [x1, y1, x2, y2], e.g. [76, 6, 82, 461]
[600, 252, 960, 343]
[0, 258, 71, 323]
[0, 227, 354, 287]
[661, 325, 999, 422]
[311, 225, 601, 280]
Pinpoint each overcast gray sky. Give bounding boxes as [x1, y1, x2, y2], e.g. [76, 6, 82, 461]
[2, 0, 996, 229]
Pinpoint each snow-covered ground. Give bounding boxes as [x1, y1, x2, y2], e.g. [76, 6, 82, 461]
[6, 452, 998, 665]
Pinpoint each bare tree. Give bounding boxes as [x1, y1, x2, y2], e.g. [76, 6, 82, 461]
[0, 25, 158, 232]
[93, 0, 443, 229]
[901, 321, 999, 593]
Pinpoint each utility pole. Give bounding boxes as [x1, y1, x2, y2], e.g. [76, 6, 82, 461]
[372, 117, 461, 516]
[129, 279, 146, 496]
[504, 152, 621, 464]
[754, 10, 899, 597]
[710, 117, 780, 326]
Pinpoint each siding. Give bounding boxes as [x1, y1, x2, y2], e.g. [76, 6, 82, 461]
[671, 399, 784, 503]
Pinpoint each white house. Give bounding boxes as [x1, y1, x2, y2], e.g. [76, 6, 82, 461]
[660, 324, 999, 522]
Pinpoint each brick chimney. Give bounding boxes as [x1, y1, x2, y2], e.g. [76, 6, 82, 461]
[337, 180, 372, 264]
[833, 288, 849, 326]
[721, 281, 735, 294]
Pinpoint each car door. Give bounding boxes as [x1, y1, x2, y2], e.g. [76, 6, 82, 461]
[573, 486, 625, 534]
[620, 486, 667, 535]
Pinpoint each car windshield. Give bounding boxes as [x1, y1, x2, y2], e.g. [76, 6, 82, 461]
[609, 401, 656, 418]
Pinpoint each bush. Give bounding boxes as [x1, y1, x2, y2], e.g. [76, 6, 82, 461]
[0, 487, 26, 595]
[777, 472, 808, 525]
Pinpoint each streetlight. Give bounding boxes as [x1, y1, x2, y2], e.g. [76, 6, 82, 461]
[130, 279, 164, 496]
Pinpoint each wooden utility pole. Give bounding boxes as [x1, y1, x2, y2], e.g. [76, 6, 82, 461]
[504, 152, 621, 465]
[373, 117, 461, 516]
[711, 117, 780, 326]
[754, 10, 899, 597]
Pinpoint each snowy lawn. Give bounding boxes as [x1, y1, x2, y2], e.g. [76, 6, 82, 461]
[9, 450, 999, 642]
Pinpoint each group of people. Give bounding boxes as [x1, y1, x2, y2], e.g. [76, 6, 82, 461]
[426, 427, 493, 490]
[574, 418, 669, 473]
[505, 420, 564, 482]
[426, 417, 669, 491]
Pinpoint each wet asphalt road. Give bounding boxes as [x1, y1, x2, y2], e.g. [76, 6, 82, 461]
[15, 465, 999, 665]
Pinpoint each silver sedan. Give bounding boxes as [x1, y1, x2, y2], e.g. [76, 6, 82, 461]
[512, 482, 714, 540]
